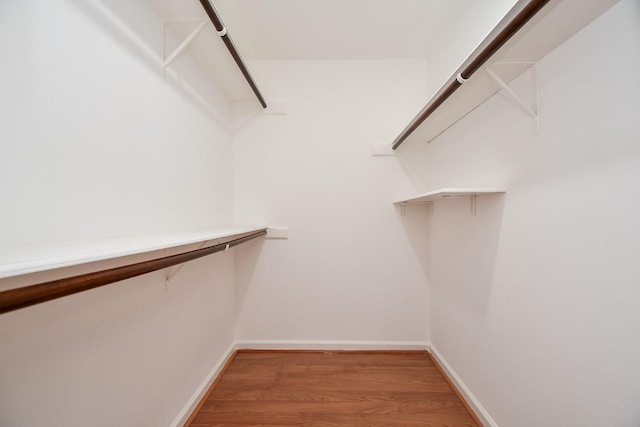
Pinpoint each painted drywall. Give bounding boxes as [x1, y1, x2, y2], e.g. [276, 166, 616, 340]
[214, 0, 457, 60]
[399, 1, 640, 425]
[425, 0, 518, 97]
[233, 59, 431, 345]
[0, 0, 233, 246]
[0, 1, 239, 426]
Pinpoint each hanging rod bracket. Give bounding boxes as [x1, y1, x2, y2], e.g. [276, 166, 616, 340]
[456, 73, 468, 84]
[161, 19, 208, 76]
[165, 240, 208, 284]
[486, 62, 539, 133]
[216, 26, 227, 37]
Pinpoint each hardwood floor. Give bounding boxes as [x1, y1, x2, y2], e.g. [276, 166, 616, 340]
[187, 351, 480, 426]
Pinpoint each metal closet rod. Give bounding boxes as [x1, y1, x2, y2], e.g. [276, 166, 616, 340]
[198, 0, 267, 108]
[392, 0, 551, 150]
[0, 230, 267, 315]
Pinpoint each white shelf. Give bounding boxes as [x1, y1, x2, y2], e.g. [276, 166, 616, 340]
[394, 188, 506, 205]
[399, 0, 617, 146]
[0, 225, 267, 280]
[152, 1, 258, 103]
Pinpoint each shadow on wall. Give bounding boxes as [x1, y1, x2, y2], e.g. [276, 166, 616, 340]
[427, 194, 506, 317]
[393, 140, 433, 195]
[233, 238, 266, 319]
[394, 203, 431, 285]
[67, 0, 231, 129]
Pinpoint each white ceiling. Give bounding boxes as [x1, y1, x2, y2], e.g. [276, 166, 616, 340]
[151, 0, 461, 61]
[213, 0, 458, 60]
[147, 0, 494, 101]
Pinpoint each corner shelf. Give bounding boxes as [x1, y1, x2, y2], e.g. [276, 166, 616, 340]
[0, 225, 267, 280]
[394, 188, 506, 205]
[395, 0, 617, 147]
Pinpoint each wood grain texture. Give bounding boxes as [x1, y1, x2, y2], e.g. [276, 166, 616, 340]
[187, 351, 480, 426]
[427, 352, 484, 427]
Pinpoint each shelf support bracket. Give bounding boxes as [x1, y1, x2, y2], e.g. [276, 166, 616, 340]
[165, 240, 209, 284]
[161, 19, 208, 77]
[399, 201, 434, 216]
[486, 62, 539, 133]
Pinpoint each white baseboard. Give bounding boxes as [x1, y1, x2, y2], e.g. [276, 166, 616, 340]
[172, 340, 427, 426]
[427, 343, 497, 427]
[235, 339, 429, 351]
[172, 340, 496, 427]
[170, 342, 237, 427]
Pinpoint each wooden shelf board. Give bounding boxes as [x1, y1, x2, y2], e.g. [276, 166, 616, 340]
[0, 225, 267, 279]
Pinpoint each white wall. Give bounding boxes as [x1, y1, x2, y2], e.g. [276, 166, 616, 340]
[233, 59, 431, 347]
[0, 1, 239, 426]
[0, 0, 233, 246]
[401, 1, 640, 425]
[425, 0, 517, 97]
[4, 0, 637, 425]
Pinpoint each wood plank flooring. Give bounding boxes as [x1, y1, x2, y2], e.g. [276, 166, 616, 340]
[187, 351, 480, 426]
